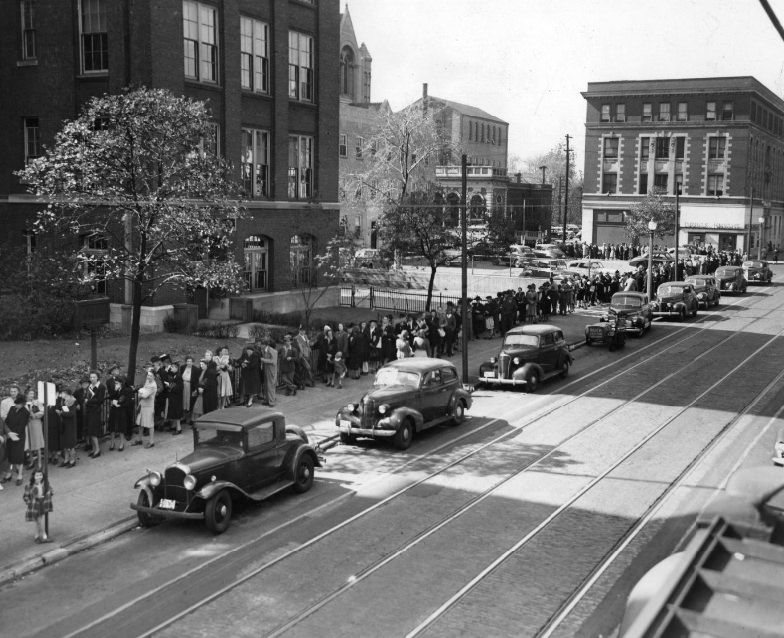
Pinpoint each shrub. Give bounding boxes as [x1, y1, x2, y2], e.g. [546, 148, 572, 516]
[163, 315, 186, 334]
[196, 322, 238, 340]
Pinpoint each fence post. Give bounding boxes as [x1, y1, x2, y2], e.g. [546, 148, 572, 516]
[370, 286, 374, 309]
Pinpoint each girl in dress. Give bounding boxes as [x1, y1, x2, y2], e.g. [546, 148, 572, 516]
[134, 370, 158, 448]
[25, 388, 45, 471]
[23, 470, 53, 544]
[215, 346, 234, 408]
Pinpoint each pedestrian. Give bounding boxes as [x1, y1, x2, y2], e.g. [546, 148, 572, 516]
[56, 388, 77, 467]
[84, 371, 105, 458]
[45, 394, 61, 465]
[72, 376, 89, 449]
[381, 316, 397, 363]
[367, 320, 383, 372]
[260, 338, 278, 406]
[0, 398, 22, 487]
[180, 356, 198, 424]
[190, 359, 207, 420]
[200, 350, 219, 414]
[106, 364, 122, 440]
[25, 387, 45, 470]
[119, 377, 136, 441]
[23, 469, 53, 544]
[238, 344, 262, 406]
[134, 369, 158, 448]
[279, 334, 299, 396]
[332, 351, 347, 389]
[5, 394, 28, 485]
[294, 327, 315, 387]
[347, 325, 363, 379]
[215, 346, 234, 408]
[164, 362, 184, 434]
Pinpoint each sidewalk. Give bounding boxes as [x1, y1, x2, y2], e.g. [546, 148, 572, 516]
[0, 309, 597, 585]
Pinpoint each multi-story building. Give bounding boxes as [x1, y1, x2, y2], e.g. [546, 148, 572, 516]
[581, 77, 784, 255]
[0, 0, 340, 314]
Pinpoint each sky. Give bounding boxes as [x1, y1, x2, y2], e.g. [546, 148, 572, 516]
[343, 0, 784, 174]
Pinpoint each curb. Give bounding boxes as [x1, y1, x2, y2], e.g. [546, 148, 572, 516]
[0, 516, 142, 586]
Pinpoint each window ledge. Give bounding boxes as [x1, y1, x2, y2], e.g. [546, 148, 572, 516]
[17, 59, 38, 67]
[76, 72, 109, 80]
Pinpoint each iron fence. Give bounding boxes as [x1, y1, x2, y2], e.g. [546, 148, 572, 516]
[340, 285, 462, 314]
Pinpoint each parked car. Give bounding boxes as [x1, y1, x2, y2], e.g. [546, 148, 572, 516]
[607, 292, 653, 336]
[468, 240, 506, 262]
[521, 259, 569, 278]
[629, 253, 673, 268]
[651, 282, 699, 321]
[477, 325, 573, 392]
[714, 266, 748, 294]
[502, 244, 536, 267]
[774, 427, 784, 466]
[130, 407, 323, 534]
[354, 248, 385, 269]
[566, 260, 614, 277]
[584, 312, 627, 351]
[534, 243, 566, 259]
[684, 275, 721, 309]
[335, 358, 472, 450]
[743, 260, 773, 284]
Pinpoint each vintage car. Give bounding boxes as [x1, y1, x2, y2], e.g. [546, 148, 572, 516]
[684, 275, 721, 309]
[714, 266, 748, 294]
[335, 358, 472, 450]
[566, 260, 614, 277]
[502, 244, 536, 267]
[629, 253, 673, 268]
[354, 248, 385, 269]
[774, 427, 784, 466]
[743, 260, 773, 284]
[651, 282, 699, 321]
[584, 312, 627, 351]
[477, 324, 573, 392]
[130, 407, 323, 534]
[607, 292, 653, 336]
[521, 258, 569, 278]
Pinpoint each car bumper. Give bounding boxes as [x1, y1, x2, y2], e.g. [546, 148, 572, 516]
[337, 416, 396, 438]
[651, 309, 683, 317]
[478, 376, 528, 387]
[130, 503, 205, 520]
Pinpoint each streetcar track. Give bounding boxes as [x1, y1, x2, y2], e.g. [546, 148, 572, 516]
[58, 288, 778, 638]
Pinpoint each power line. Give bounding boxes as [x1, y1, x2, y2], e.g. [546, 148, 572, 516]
[759, 0, 784, 41]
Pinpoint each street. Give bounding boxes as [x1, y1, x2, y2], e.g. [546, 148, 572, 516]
[2, 280, 783, 638]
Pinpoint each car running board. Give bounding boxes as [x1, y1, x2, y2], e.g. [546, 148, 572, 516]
[246, 479, 295, 502]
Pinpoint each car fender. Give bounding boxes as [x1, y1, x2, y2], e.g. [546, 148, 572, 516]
[134, 475, 153, 490]
[285, 446, 323, 481]
[449, 388, 473, 410]
[514, 362, 544, 381]
[198, 480, 246, 501]
[135, 482, 156, 508]
[390, 406, 424, 432]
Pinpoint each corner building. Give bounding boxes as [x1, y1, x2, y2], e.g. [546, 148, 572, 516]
[0, 0, 340, 307]
[581, 77, 784, 255]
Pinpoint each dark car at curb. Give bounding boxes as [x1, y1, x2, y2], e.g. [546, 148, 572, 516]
[684, 275, 721, 309]
[130, 407, 323, 534]
[477, 324, 573, 392]
[651, 282, 698, 321]
[336, 358, 472, 450]
[607, 292, 653, 337]
[743, 260, 773, 284]
[714, 266, 747, 294]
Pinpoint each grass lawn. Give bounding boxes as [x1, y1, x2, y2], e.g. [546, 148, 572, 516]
[0, 306, 385, 392]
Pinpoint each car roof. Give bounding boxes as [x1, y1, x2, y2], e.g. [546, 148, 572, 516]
[506, 324, 562, 336]
[383, 358, 457, 373]
[194, 406, 285, 430]
[686, 275, 714, 280]
[612, 291, 646, 298]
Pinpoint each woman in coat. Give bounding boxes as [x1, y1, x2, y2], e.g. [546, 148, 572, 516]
[215, 346, 234, 408]
[260, 339, 278, 406]
[134, 370, 158, 448]
[84, 371, 106, 458]
[57, 388, 78, 467]
[366, 320, 383, 373]
[164, 362, 184, 434]
[238, 345, 262, 406]
[180, 356, 198, 422]
[200, 350, 220, 414]
[381, 316, 397, 364]
[25, 388, 45, 470]
[5, 394, 28, 485]
[347, 326, 364, 380]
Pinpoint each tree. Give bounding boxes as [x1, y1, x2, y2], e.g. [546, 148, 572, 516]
[295, 234, 352, 329]
[522, 145, 584, 229]
[16, 87, 244, 378]
[344, 103, 457, 310]
[626, 191, 676, 245]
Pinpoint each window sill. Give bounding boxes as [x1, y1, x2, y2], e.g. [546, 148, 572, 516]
[17, 59, 38, 67]
[76, 72, 109, 80]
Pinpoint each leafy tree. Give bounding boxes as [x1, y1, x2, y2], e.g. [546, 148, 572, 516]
[16, 87, 244, 376]
[344, 103, 457, 310]
[486, 208, 517, 249]
[295, 234, 353, 329]
[626, 191, 676, 245]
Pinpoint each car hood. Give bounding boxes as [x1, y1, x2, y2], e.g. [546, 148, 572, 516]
[498, 346, 539, 359]
[609, 306, 639, 315]
[179, 445, 244, 472]
[363, 385, 418, 402]
[657, 295, 686, 304]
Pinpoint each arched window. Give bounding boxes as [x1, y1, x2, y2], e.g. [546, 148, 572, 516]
[340, 46, 355, 98]
[469, 194, 486, 223]
[244, 235, 270, 291]
[446, 192, 461, 227]
[290, 234, 313, 287]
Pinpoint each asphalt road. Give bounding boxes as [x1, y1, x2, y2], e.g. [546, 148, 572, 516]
[3, 280, 783, 638]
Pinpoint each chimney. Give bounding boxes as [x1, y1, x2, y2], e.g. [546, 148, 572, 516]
[423, 83, 428, 99]
[516, 172, 522, 184]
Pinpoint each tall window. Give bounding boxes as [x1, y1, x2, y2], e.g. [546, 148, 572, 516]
[24, 117, 39, 164]
[240, 17, 268, 93]
[602, 173, 617, 194]
[640, 137, 650, 162]
[706, 101, 716, 120]
[80, 232, 108, 295]
[707, 174, 724, 196]
[290, 234, 312, 287]
[468, 121, 473, 141]
[339, 134, 347, 158]
[340, 46, 354, 97]
[356, 136, 364, 159]
[722, 101, 734, 120]
[600, 105, 610, 122]
[642, 103, 652, 121]
[603, 137, 618, 159]
[655, 137, 669, 159]
[79, 0, 108, 73]
[241, 129, 269, 198]
[675, 136, 685, 159]
[653, 174, 668, 192]
[244, 235, 268, 291]
[288, 31, 313, 102]
[708, 136, 726, 160]
[183, 1, 218, 83]
[677, 102, 688, 121]
[659, 103, 671, 121]
[638, 173, 648, 195]
[21, 0, 36, 60]
[616, 103, 626, 121]
[288, 135, 313, 199]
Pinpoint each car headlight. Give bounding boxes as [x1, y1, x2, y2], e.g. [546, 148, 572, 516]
[378, 404, 389, 415]
[513, 357, 520, 365]
[490, 356, 497, 364]
[183, 474, 197, 491]
[346, 403, 356, 412]
[148, 470, 162, 487]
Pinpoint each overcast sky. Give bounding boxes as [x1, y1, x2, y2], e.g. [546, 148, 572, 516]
[343, 0, 784, 173]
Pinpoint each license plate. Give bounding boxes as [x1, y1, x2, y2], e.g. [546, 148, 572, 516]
[158, 498, 176, 510]
[589, 328, 603, 336]
[339, 419, 352, 429]
[483, 371, 496, 378]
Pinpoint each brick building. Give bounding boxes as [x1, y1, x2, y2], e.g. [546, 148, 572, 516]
[581, 77, 784, 254]
[0, 0, 340, 315]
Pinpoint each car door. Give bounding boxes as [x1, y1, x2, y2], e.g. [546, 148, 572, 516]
[244, 420, 284, 491]
[419, 370, 446, 424]
[539, 332, 557, 372]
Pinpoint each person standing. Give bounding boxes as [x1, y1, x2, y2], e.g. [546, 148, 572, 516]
[84, 371, 105, 458]
[1, 385, 21, 484]
[164, 362, 184, 434]
[25, 388, 45, 470]
[200, 350, 219, 414]
[105, 365, 122, 443]
[119, 377, 136, 442]
[134, 369, 158, 448]
[294, 327, 315, 387]
[57, 388, 77, 467]
[5, 394, 28, 485]
[180, 356, 198, 424]
[367, 320, 383, 372]
[238, 345, 262, 407]
[72, 377, 90, 450]
[215, 346, 234, 408]
[23, 470, 54, 544]
[347, 326, 363, 379]
[278, 334, 298, 396]
[442, 305, 458, 356]
[260, 338, 278, 406]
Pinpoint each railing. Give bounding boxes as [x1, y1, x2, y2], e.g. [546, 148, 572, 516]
[340, 285, 462, 313]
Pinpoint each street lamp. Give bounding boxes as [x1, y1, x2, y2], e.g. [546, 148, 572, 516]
[647, 220, 658, 299]
[758, 216, 765, 260]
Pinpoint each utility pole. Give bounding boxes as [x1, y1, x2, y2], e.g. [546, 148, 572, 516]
[563, 134, 571, 245]
[557, 176, 563, 225]
[460, 154, 469, 386]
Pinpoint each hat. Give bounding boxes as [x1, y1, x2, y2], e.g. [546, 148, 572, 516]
[108, 364, 120, 373]
[160, 353, 171, 362]
[334, 351, 343, 360]
[474, 296, 481, 301]
[324, 324, 332, 332]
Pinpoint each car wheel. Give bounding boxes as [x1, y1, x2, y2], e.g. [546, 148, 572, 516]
[292, 454, 315, 494]
[205, 489, 233, 534]
[394, 418, 414, 450]
[525, 371, 539, 393]
[638, 322, 646, 338]
[678, 308, 686, 322]
[136, 490, 161, 528]
[692, 304, 698, 317]
[285, 425, 309, 444]
[452, 399, 466, 425]
[559, 360, 569, 379]
[339, 431, 356, 445]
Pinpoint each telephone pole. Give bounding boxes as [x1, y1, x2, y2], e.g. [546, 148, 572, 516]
[563, 134, 571, 244]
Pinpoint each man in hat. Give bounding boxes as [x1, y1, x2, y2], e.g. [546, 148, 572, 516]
[106, 364, 123, 445]
[279, 333, 298, 396]
[471, 296, 485, 340]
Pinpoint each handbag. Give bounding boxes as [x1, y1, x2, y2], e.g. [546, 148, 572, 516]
[437, 328, 445, 338]
[362, 361, 369, 374]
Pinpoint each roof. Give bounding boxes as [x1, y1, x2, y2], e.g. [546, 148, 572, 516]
[194, 406, 284, 429]
[415, 96, 507, 124]
[506, 324, 562, 336]
[385, 358, 457, 372]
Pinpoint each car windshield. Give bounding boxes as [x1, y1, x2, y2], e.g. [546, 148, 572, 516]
[503, 334, 540, 348]
[194, 424, 244, 449]
[658, 285, 685, 296]
[611, 295, 642, 308]
[715, 269, 733, 276]
[743, 261, 763, 268]
[684, 279, 705, 287]
[374, 368, 420, 388]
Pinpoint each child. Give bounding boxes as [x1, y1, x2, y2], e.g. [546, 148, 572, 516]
[23, 470, 53, 544]
[332, 351, 347, 389]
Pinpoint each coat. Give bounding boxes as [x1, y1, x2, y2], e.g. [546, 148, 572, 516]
[201, 361, 219, 413]
[5, 405, 28, 465]
[239, 350, 262, 396]
[23, 481, 53, 521]
[84, 383, 106, 438]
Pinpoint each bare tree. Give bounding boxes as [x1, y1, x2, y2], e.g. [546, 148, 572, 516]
[626, 191, 676, 244]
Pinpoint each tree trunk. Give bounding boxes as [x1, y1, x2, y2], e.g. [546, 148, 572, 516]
[426, 263, 437, 312]
[126, 276, 143, 386]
